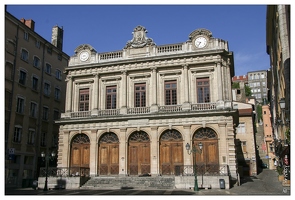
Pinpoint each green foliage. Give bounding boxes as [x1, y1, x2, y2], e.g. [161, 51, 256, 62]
[256, 105, 262, 122]
[232, 82, 240, 89]
[245, 85, 252, 96]
[276, 166, 283, 175]
[285, 128, 290, 144]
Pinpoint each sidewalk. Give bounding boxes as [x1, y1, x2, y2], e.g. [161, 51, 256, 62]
[4, 169, 291, 195]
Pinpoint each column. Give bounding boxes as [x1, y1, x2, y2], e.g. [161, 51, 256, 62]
[183, 125, 192, 165]
[119, 128, 127, 176]
[150, 126, 158, 175]
[216, 62, 223, 100]
[183, 64, 189, 103]
[150, 67, 158, 112]
[89, 130, 97, 176]
[92, 73, 99, 110]
[65, 76, 72, 112]
[120, 71, 127, 114]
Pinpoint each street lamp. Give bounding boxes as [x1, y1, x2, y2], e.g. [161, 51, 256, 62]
[186, 142, 203, 191]
[41, 151, 56, 191]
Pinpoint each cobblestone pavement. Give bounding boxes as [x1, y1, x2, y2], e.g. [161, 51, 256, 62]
[4, 169, 291, 196]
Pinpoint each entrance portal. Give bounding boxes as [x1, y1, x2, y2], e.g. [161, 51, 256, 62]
[128, 131, 150, 175]
[98, 132, 119, 175]
[160, 129, 183, 175]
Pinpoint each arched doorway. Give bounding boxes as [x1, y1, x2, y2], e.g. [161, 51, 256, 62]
[159, 129, 183, 175]
[70, 134, 90, 176]
[98, 132, 119, 175]
[128, 131, 150, 175]
[193, 128, 219, 173]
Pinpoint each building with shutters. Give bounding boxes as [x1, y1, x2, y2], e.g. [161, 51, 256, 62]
[55, 25, 239, 188]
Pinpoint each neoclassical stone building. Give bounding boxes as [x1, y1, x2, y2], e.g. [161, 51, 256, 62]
[56, 26, 239, 187]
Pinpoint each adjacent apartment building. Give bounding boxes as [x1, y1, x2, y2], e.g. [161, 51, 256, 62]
[247, 70, 269, 103]
[5, 10, 69, 187]
[56, 25, 240, 188]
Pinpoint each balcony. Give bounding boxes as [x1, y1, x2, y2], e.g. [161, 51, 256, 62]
[61, 101, 233, 120]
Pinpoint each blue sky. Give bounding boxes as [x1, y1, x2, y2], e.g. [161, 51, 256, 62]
[5, 4, 271, 76]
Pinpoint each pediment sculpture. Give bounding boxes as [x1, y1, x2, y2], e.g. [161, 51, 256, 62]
[124, 25, 155, 49]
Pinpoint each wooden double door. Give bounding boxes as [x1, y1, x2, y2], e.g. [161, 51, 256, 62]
[70, 134, 90, 176]
[128, 142, 150, 175]
[160, 141, 183, 175]
[159, 129, 184, 175]
[98, 132, 120, 175]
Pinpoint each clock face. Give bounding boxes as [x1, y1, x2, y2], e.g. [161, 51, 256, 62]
[79, 51, 89, 61]
[194, 37, 207, 48]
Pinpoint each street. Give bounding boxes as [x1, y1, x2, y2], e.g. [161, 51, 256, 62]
[5, 169, 291, 195]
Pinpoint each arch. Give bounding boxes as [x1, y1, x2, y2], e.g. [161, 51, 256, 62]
[98, 132, 119, 175]
[193, 128, 219, 174]
[159, 129, 184, 175]
[70, 133, 90, 176]
[128, 131, 150, 175]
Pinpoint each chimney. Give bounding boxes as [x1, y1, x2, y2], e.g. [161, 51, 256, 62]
[51, 26, 63, 51]
[20, 18, 35, 31]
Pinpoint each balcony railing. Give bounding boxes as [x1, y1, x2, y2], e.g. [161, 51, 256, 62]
[127, 107, 150, 114]
[174, 164, 230, 176]
[159, 105, 183, 113]
[191, 102, 216, 111]
[39, 167, 90, 177]
[65, 102, 224, 119]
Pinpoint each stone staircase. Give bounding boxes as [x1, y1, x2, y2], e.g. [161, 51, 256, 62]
[80, 176, 175, 189]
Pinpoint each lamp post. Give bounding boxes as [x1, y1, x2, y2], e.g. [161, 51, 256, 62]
[186, 142, 203, 191]
[41, 151, 56, 191]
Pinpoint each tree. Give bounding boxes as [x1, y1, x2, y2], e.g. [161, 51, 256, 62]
[232, 82, 240, 89]
[245, 85, 252, 96]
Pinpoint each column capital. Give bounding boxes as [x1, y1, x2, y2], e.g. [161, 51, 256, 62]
[182, 64, 189, 69]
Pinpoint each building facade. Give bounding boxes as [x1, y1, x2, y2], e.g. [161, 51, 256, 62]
[56, 26, 239, 185]
[266, 5, 290, 186]
[247, 70, 269, 103]
[234, 102, 257, 177]
[5, 10, 69, 187]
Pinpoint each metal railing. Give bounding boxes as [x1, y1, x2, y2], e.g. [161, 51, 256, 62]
[174, 164, 229, 176]
[39, 167, 90, 177]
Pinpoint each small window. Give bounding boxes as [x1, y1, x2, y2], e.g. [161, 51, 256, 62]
[47, 47, 52, 54]
[53, 110, 60, 120]
[5, 62, 13, 80]
[21, 49, 29, 62]
[165, 80, 177, 105]
[35, 40, 40, 48]
[55, 69, 62, 80]
[54, 87, 61, 100]
[134, 83, 146, 107]
[14, 126, 22, 143]
[237, 123, 246, 134]
[30, 102, 38, 118]
[27, 129, 35, 145]
[80, 88, 90, 111]
[106, 86, 116, 109]
[42, 106, 49, 120]
[40, 132, 47, 147]
[19, 70, 27, 85]
[45, 63, 51, 74]
[44, 82, 51, 96]
[58, 54, 62, 61]
[16, 97, 25, 113]
[24, 32, 29, 41]
[32, 76, 38, 91]
[33, 56, 40, 68]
